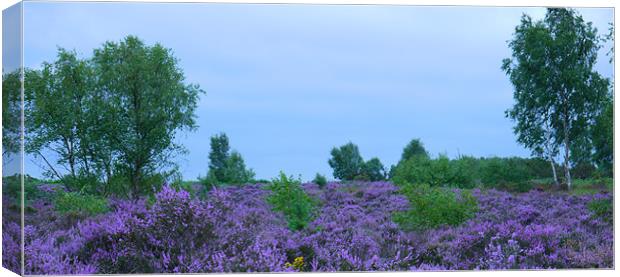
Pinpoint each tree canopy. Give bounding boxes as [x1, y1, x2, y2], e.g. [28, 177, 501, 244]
[23, 36, 204, 198]
[502, 8, 610, 188]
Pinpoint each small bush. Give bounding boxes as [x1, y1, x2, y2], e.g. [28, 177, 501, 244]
[54, 192, 109, 217]
[266, 172, 315, 230]
[393, 183, 478, 231]
[312, 173, 327, 189]
[588, 197, 612, 223]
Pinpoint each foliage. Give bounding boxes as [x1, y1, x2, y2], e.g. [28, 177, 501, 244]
[391, 149, 557, 191]
[391, 155, 470, 188]
[2, 70, 22, 156]
[25, 49, 97, 181]
[587, 197, 612, 223]
[207, 133, 231, 182]
[222, 151, 255, 184]
[312, 173, 327, 189]
[328, 142, 364, 181]
[2, 175, 62, 208]
[393, 183, 478, 231]
[361, 157, 386, 181]
[502, 8, 610, 188]
[54, 191, 109, 217]
[400, 138, 429, 161]
[204, 133, 255, 186]
[479, 157, 531, 192]
[266, 172, 315, 231]
[21, 36, 203, 198]
[591, 99, 613, 176]
[91, 36, 203, 198]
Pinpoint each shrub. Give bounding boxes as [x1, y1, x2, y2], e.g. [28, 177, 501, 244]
[2, 174, 60, 208]
[588, 197, 612, 223]
[266, 172, 315, 230]
[479, 157, 531, 191]
[54, 192, 109, 217]
[393, 183, 478, 231]
[312, 173, 327, 189]
[391, 155, 469, 188]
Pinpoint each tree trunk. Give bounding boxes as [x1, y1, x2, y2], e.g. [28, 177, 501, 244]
[563, 135, 572, 190]
[549, 158, 559, 186]
[131, 161, 142, 200]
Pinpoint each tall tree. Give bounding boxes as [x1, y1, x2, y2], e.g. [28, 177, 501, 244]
[205, 133, 255, 185]
[400, 138, 429, 162]
[26, 49, 95, 181]
[222, 151, 255, 184]
[208, 133, 231, 182]
[328, 142, 364, 180]
[92, 36, 203, 198]
[502, 8, 609, 188]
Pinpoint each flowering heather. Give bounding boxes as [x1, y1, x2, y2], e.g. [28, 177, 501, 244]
[2, 182, 613, 274]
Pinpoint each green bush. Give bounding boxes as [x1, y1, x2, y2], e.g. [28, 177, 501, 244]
[393, 183, 478, 231]
[63, 173, 101, 195]
[1, 175, 59, 208]
[266, 172, 315, 231]
[3, 175, 41, 200]
[312, 173, 327, 189]
[479, 157, 534, 192]
[588, 198, 612, 223]
[391, 155, 473, 188]
[54, 191, 109, 216]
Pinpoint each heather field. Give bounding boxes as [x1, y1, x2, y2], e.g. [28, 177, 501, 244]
[2, 5, 615, 275]
[2, 181, 613, 274]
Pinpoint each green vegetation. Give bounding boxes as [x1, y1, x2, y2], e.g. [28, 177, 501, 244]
[266, 172, 315, 231]
[22, 36, 204, 199]
[400, 138, 429, 161]
[390, 140, 555, 192]
[588, 197, 612, 223]
[393, 183, 478, 231]
[54, 191, 109, 217]
[502, 9, 611, 189]
[328, 142, 386, 181]
[312, 173, 327, 189]
[328, 142, 365, 181]
[203, 133, 255, 186]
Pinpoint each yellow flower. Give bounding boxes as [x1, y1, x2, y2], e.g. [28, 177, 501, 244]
[286, 256, 304, 271]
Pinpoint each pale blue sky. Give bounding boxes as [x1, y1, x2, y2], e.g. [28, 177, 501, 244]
[20, 2, 614, 181]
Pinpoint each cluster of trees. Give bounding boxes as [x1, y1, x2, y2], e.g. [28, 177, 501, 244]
[327, 142, 387, 181]
[382, 139, 556, 192]
[203, 133, 255, 185]
[3, 36, 203, 199]
[502, 8, 613, 188]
